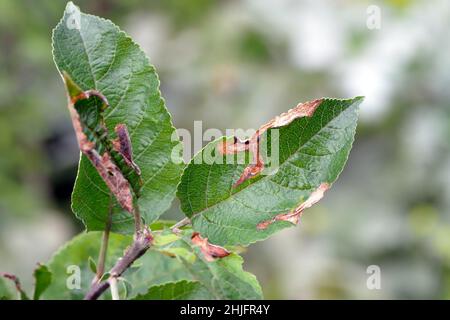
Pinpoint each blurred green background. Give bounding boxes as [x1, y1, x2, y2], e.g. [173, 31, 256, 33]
[1, 0, 450, 299]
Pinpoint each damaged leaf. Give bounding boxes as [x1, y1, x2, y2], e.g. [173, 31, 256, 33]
[191, 232, 230, 262]
[63, 74, 138, 214]
[46, 3, 365, 301]
[219, 99, 323, 187]
[88, 257, 97, 274]
[256, 182, 329, 230]
[178, 97, 363, 246]
[52, 2, 183, 233]
[113, 124, 141, 176]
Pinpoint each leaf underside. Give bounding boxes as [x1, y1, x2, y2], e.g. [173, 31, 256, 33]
[177, 97, 362, 246]
[52, 3, 183, 233]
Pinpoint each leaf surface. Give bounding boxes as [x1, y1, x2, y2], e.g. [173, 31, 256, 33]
[42, 232, 130, 300]
[177, 97, 362, 245]
[134, 229, 263, 299]
[52, 2, 183, 233]
[33, 264, 52, 300]
[132, 280, 210, 300]
[41, 230, 262, 300]
[0, 278, 14, 300]
[0, 273, 29, 300]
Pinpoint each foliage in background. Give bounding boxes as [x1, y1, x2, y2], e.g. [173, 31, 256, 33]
[2, 2, 360, 300]
[0, 0, 449, 299]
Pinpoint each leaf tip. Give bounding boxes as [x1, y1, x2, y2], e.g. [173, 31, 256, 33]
[65, 1, 80, 14]
[351, 95, 365, 106]
[62, 71, 83, 99]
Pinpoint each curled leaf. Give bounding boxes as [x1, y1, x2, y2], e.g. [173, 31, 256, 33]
[63, 73, 138, 213]
[113, 124, 141, 176]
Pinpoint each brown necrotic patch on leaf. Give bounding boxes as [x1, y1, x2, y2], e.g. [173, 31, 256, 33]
[113, 124, 141, 176]
[218, 136, 264, 187]
[89, 152, 134, 213]
[269, 98, 323, 127]
[257, 182, 330, 230]
[219, 99, 323, 187]
[191, 232, 230, 262]
[63, 72, 134, 213]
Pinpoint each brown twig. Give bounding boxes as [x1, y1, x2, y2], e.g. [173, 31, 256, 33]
[133, 205, 142, 234]
[84, 228, 153, 300]
[84, 213, 193, 300]
[170, 217, 191, 234]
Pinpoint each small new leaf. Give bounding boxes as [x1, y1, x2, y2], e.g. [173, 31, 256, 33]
[62, 73, 138, 214]
[100, 272, 111, 282]
[88, 257, 97, 274]
[33, 264, 52, 300]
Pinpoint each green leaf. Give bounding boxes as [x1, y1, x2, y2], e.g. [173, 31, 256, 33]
[149, 220, 178, 231]
[180, 251, 262, 299]
[88, 257, 97, 274]
[33, 264, 52, 300]
[133, 280, 210, 300]
[157, 247, 196, 264]
[41, 232, 131, 300]
[52, 2, 183, 233]
[129, 229, 263, 299]
[100, 272, 111, 282]
[118, 277, 133, 299]
[153, 231, 180, 247]
[41, 230, 261, 300]
[0, 277, 14, 300]
[0, 274, 29, 300]
[177, 97, 362, 246]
